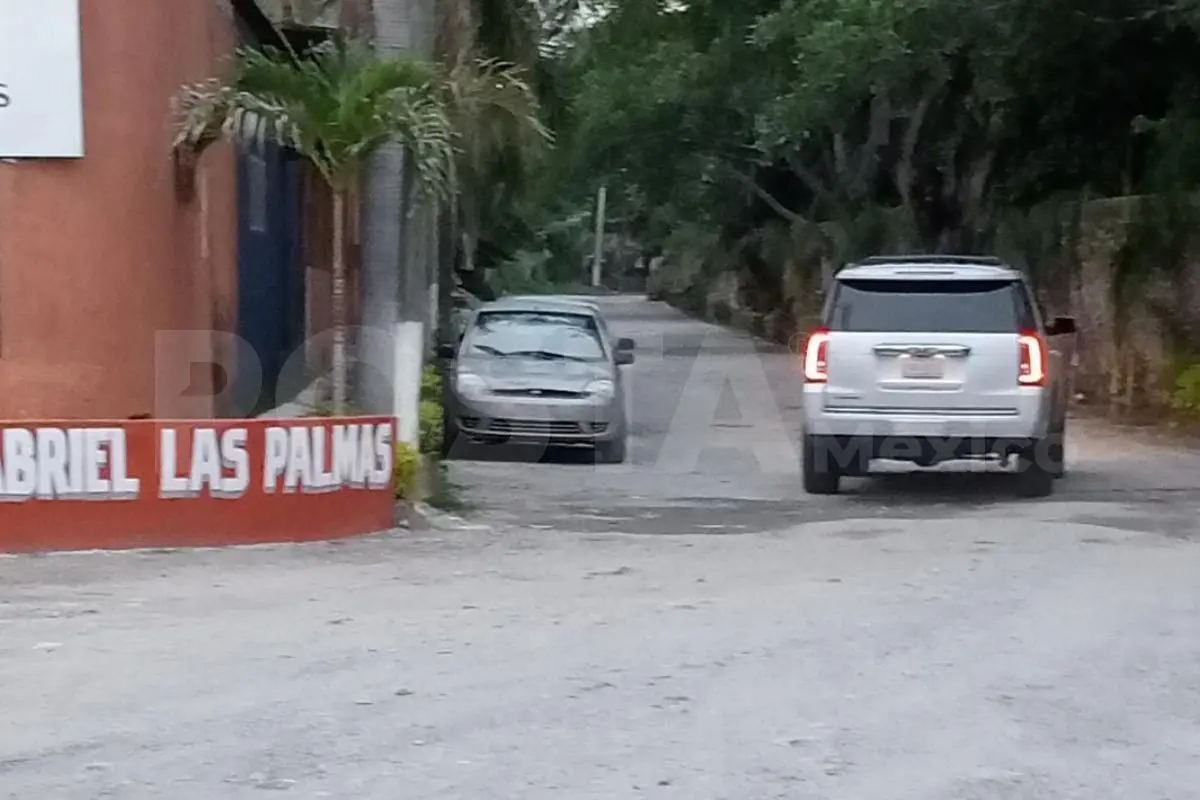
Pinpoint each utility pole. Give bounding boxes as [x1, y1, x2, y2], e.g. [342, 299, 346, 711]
[591, 184, 607, 288]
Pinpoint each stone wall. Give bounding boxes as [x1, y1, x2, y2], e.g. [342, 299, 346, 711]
[1021, 196, 1200, 409]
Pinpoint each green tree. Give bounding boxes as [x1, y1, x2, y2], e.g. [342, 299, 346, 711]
[549, 0, 1200, 252]
[173, 37, 455, 413]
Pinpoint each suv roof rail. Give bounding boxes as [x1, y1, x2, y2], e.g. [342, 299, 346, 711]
[855, 254, 1005, 266]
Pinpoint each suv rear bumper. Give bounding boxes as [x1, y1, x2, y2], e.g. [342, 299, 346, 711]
[804, 433, 1040, 472]
[801, 385, 1051, 440]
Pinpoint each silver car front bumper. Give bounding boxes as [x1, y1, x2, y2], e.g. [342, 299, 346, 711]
[449, 393, 624, 445]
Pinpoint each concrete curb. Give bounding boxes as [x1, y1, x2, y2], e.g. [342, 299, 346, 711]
[409, 502, 490, 531]
[394, 502, 431, 531]
[415, 454, 437, 501]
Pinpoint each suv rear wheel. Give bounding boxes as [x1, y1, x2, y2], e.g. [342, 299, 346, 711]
[1049, 421, 1066, 479]
[802, 434, 841, 494]
[1015, 440, 1055, 497]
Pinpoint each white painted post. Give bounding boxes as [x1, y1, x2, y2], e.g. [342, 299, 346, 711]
[393, 320, 426, 445]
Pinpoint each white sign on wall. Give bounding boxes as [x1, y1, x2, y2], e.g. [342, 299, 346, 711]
[0, 0, 84, 158]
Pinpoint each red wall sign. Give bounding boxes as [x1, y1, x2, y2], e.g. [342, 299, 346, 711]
[0, 417, 397, 552]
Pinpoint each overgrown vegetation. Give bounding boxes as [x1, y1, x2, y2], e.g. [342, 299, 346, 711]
[229, 1, 1200, 420]
[393, 365, 446, 500]
[457, 0, 1200, 414]
[1171, 363, 1200, 414]
[419, 364, 445, 456]
[394, 441, 421, 499]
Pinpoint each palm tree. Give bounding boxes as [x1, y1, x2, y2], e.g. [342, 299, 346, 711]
[441, 59, 550, 273]
[436, 0, 549, 280]
[350, 0, 546, 447]
[172, 36, 455, 413]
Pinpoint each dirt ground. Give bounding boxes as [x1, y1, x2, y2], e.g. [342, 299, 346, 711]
[4, 296, 1200, 799]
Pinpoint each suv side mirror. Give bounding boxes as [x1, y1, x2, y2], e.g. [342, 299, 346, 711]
[616, 337, 635, 350]
[437, 342, 457, 359]
[1047, 316, 1076, 336]
[615, 350, 635, 366]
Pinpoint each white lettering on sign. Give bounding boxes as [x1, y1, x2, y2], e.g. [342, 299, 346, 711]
[263, 424, 393, 494]
[369, 424, 393, 490]
[0, 427, 140, 501]
[158, 428, 249, 499]
[331, 424, 366, 489]
[0, 423, 391, 502]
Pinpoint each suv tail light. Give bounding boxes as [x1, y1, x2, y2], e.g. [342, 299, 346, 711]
[803, 327, 830, 383]
[1017, 330, 1046, 385]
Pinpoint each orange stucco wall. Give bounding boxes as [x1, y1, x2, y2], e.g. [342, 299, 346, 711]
[0, 0, 239, 420]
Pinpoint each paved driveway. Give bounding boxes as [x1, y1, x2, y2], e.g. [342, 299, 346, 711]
[450, 295, 1200, 532]
[4, 296, 1200, 799]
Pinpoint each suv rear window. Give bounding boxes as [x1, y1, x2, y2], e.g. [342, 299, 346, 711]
[827, 279, 1035, 333]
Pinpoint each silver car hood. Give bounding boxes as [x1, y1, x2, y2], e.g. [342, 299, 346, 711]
[458, 355, 612, 392]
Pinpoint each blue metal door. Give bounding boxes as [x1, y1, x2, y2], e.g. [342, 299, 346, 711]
[234, 139, 305, 415]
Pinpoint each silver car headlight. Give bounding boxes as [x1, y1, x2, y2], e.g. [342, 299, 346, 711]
[584, 379, 615, 399]
[455, 372, 488, 399]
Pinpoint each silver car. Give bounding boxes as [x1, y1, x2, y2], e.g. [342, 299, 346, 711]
[800, 255, 1076, 497]
[449, 287, 481, 340]
[440, 297, 635, 462]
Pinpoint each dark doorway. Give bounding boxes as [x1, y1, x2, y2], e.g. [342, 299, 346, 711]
[234, 139, 305, 415]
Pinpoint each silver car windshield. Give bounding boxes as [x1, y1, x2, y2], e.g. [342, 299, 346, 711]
[464, 311, 607, 362]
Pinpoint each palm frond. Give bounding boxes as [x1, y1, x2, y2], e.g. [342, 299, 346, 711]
[392, 88, 457, 201]
[171, 37, 455, 194]
[171, 78, 233, 150]
[439, 55, 552, 204]
[445, 57, 552, 147]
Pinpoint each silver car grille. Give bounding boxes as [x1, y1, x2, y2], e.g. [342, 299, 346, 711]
[459, 417, 609, 436]
[489, 389, 587, 399]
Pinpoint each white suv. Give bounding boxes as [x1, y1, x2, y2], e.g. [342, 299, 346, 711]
[800, 256, 1076, 497]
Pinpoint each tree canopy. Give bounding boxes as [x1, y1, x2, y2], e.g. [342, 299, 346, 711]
[482, 0, 1200, 281]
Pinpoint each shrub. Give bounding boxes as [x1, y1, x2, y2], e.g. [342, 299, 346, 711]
[1171, 363, 1200, 414]
[419, 398, 443, 454]
[393, 440, 420, 499]
[420, 364, 442, 403]
[416, 364, 446, 454]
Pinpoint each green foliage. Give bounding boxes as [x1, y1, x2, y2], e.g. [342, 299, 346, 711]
[420, 364, 442, 403]
[1171, 363, 1200, 414]
[1112, 193, 1199, 334]
[418, 364, 445, 455]
[173, 37, 455, 196]
[419, 400, 444, 455]
[393, 440, 420, 499]
[493, 248, 558, 293]
[395, 364, 446, 498]
[366, 0, 1200, 369]
[513, 0, 1200, 265]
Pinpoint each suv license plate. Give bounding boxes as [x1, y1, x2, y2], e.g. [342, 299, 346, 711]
[901, 356, 944, 379]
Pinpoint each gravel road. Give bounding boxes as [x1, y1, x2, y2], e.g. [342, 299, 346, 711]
[4, 296, 1200, 799]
